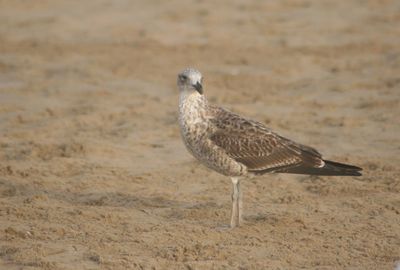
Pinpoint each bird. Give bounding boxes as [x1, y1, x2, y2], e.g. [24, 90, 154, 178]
[177, 67, 362, 228]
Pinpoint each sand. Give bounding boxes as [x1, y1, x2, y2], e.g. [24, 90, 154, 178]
[0, 0, 399, 269]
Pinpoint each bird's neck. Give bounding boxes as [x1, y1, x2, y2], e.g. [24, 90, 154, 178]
[179, 90, 208, 126]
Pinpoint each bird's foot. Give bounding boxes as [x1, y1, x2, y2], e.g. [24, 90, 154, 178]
[215, 224, 235, 231]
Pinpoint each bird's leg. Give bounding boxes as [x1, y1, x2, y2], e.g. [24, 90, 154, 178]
[230, 177, 241, 228]
[238, 179, 243, 224]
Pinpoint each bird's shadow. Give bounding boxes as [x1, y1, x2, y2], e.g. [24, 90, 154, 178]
[53, 190, 191, 210]
[0, 178, 189, 209]
[1, 178, 277, 227]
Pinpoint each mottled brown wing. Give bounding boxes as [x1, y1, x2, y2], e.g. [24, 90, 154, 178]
[209, 107, 323, 173]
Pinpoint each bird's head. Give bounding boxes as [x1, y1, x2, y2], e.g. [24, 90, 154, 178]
[177, 68, 203, 95]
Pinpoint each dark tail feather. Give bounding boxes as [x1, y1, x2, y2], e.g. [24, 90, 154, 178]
[281, 160, 362, 176]
[249, 160, 362, 176]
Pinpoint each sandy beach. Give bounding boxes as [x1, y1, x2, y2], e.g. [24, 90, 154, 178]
[0, 0, 399, 269]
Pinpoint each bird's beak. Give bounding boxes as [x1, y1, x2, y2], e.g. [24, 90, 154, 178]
[193, 82, 203, 94]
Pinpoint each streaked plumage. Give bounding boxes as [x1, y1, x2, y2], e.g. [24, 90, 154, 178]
[177, 67, 362, 228]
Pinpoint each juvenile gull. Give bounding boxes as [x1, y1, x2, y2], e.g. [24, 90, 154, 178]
[177, 68, 362, 228]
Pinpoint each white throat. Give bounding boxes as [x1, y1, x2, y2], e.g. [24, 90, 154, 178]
[179, 88, 208, 128]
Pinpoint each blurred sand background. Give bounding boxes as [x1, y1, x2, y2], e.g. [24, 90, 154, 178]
[1, 0, 400, 269]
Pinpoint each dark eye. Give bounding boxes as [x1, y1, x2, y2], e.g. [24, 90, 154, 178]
[180, 74, 187, 81]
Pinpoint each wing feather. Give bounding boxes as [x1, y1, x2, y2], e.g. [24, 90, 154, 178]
[208, 107, 323, 173]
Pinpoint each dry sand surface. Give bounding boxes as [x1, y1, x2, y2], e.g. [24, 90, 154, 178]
[1, 0, 400, 269]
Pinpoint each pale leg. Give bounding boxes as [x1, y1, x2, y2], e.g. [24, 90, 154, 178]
[238, 179, 243, 224]
[230, 177, 241, 228]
